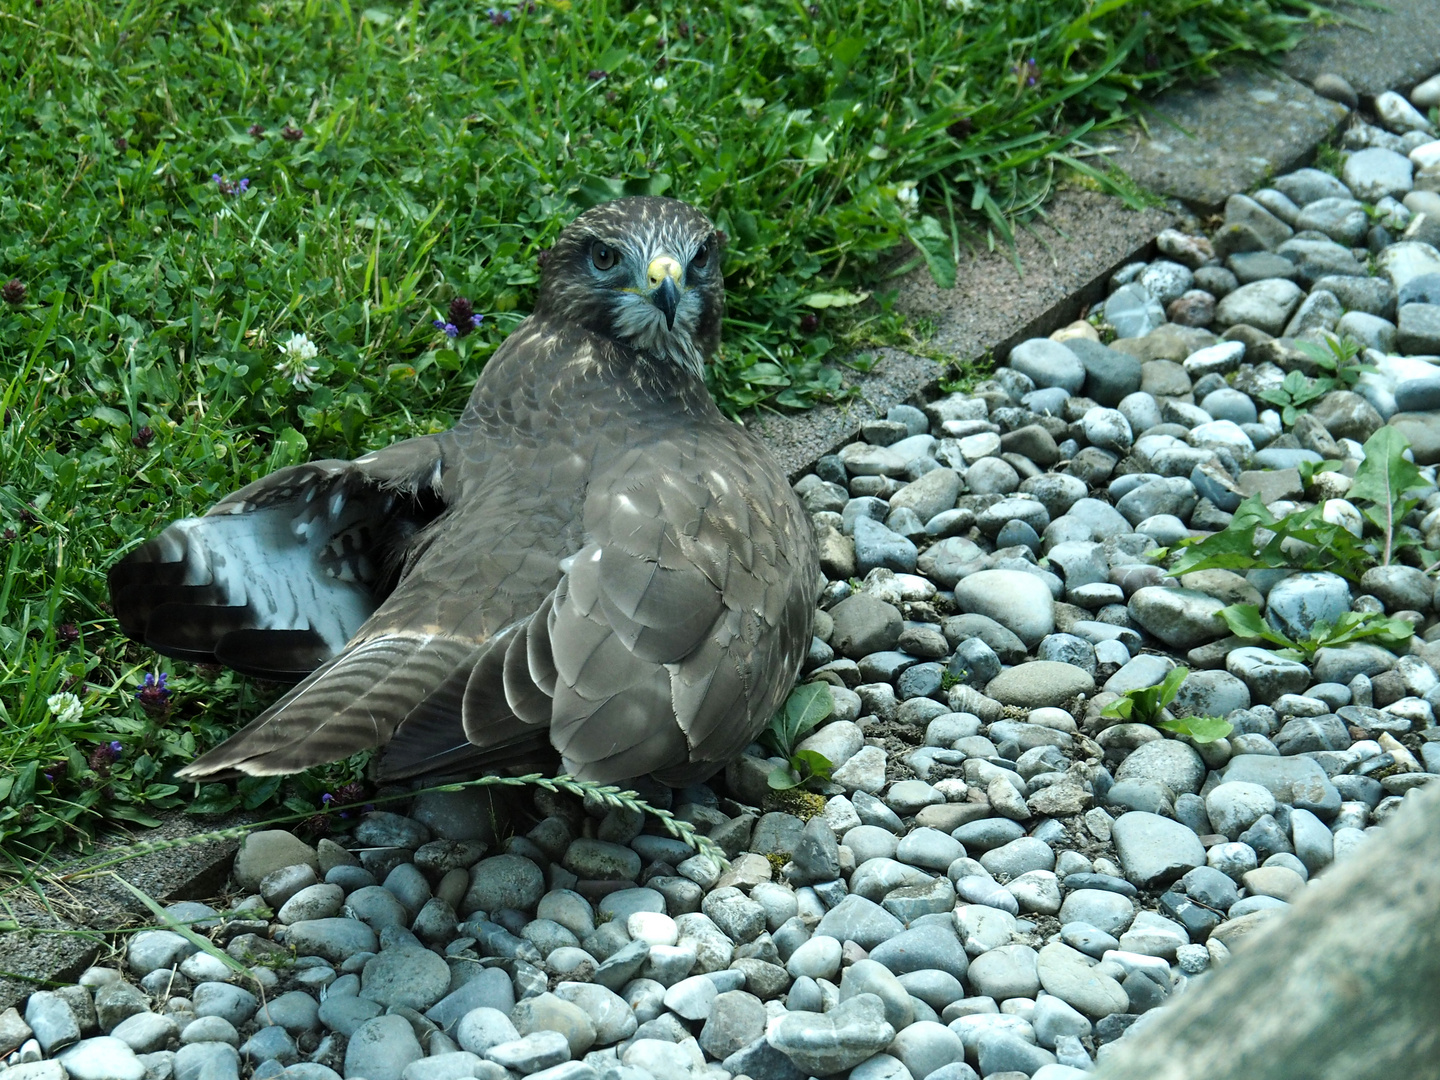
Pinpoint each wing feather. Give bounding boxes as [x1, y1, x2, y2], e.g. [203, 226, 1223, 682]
[538, 430, 817, 782]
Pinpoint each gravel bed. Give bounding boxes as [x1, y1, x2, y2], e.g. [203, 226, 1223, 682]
[4, 72, 1440, 1080]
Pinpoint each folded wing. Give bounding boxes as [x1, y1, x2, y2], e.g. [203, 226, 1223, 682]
[461, 431, 817, 786]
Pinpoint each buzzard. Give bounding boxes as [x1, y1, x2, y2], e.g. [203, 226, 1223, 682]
[109, 197, 818, 787]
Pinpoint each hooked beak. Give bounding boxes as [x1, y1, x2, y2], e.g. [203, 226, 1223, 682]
[647, 255, 682, 330]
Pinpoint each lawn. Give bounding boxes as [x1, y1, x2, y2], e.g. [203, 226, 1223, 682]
[0, 0, 1326, 856]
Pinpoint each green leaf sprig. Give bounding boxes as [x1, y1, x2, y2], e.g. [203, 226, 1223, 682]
[761, 682, 837, 790]
[1218, 603, 1415, 661]
[1101, 666, 1232, 743]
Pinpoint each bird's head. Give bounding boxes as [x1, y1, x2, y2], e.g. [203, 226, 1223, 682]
[535, 196, 724, 377]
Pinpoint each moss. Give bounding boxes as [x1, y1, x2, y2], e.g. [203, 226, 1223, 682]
[762, 787, 826, 821]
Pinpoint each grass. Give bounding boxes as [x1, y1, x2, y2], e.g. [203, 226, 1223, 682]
[0, 0, 1329, 857]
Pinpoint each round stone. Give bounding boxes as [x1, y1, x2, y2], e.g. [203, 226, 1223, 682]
[768, 993, 896, 1075]
[1343, 147, 1415, 201]
[979, 838, 1056, 879]
[966, 945, 1040, 1000]
[1058, 890, 1135, 937]
[278, 883, 345, 925]
[1214, 279, 1305, 336]
[787, 935, 843, 981]
[985, 662, 1095, 709]
[1127, 587, 1226, 650]
[1201, 388, 1258, 425]
[344, 1014, 424, 1079]
[1010, 339, 1086, 393]
[1207, 842, 1260, 881]
[1114, 739, 1206, 796]
[1205, 782, 1277, 840]
[232, 832, 320, 892]
[1036, 942, 1129, 1019]
[360, 947, 451, 1011]
[463, 855, 545, 914]
[1265, 572, 1352, 641]
[953, 570, 1055, 648]
[1110, 812, 1206, 888]
[57, 1036, 147, 1080]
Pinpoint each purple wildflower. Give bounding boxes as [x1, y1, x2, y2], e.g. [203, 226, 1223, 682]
[322, 792, 334, 805]
[212, 174, 250, 196]
[1012, 57, 1040, 90]
[335, 781, 368, 805]
[448, 297, 483, 337]
[110, 740, 123, 755]
[136, 671, 171, 714]
[587, 69, 608, 81]
[487, 7, 512, 24]
[88, 742, 119, 773]
[434, 298, 484, 340]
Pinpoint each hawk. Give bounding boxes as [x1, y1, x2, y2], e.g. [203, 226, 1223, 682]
[109, 197, 819, 787]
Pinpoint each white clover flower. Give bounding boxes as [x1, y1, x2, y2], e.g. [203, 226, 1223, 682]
[275, 332, 320, 390]
[895, 182, 920, 216]
[47, 692, 83, 724]
[650, 75, 669, 92]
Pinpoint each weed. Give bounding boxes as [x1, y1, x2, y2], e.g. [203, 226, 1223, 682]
[1167, 428, 1437, 582]
[760, 682, 835, 790]
[1255, 333, 1373, 424]
[1101, 666, 1232, 743]
[1218, 603, 1414, 660]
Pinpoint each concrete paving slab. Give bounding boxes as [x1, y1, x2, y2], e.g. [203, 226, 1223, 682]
[750, 189, 1175, 480]
[1101, 67, 1350, 212]
[0, 812, 246, 1009]
[1282, 0, 1440, 98]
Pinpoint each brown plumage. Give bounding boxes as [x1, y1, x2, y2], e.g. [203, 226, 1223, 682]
[108, 198, 818, 786]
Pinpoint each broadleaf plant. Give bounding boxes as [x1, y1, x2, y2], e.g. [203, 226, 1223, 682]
[1101, 666, 1232, 744]
[1219, 603, 1415, 661]
[1169, 494, 1375, 581]
[762, 683, 836, 790]
[768, 749, 835, 791]
[1257, 368, 1336, 426]
[1257, 334, 1374, 423]
[1101, 665, 1189, 725]
[1346, 427, 1427, 566]
[1169, 428, 1436, 580]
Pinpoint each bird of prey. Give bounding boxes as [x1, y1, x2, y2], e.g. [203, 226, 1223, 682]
[109, 197, 818, 787]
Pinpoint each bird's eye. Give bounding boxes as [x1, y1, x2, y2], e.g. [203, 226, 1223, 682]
[691, 243, 710, 269]
[591, 243, 618, 271]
